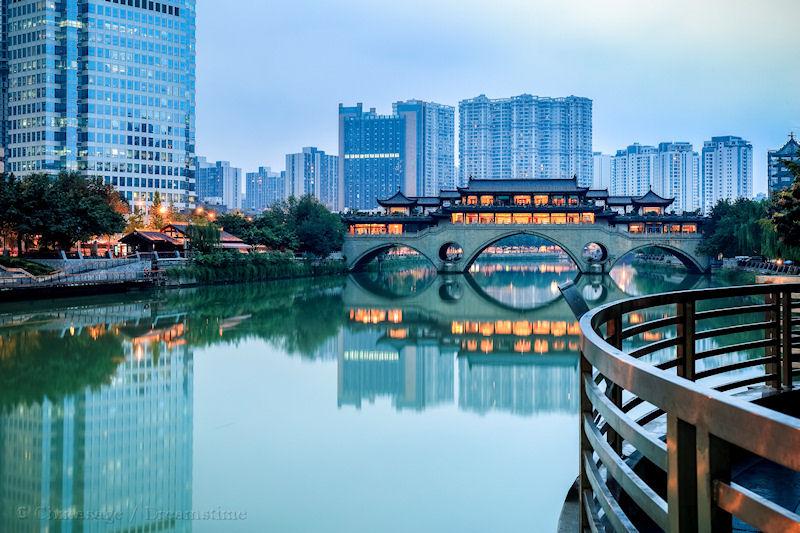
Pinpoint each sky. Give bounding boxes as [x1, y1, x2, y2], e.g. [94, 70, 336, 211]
[195, 0, 800, 195]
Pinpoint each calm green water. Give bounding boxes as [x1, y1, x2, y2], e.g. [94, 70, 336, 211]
[0, 260, 752, 532]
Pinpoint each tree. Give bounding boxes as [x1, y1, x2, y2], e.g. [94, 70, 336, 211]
[0, 174, 21, 251]
[215, 213, 252, 241]
[186, 222, 220, 254]
[699, 198, 768, 258]
[125, 207, 146, 233]
[771, 158, 800, 248]
[290, 195, 344, 257]
[148, 191, 169, 230]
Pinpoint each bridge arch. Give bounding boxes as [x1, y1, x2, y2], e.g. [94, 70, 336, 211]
[611, 243, 706, 274]
[347, 242, 438, 271]
[461, 230, 585, 271]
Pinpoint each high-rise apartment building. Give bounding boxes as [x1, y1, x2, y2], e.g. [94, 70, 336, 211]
[702, 136, 753, 213]
[655, 142, 700, 214]
[196, 157, 241, 210]
[245, 166, 284, 212]
[458, 94, 593, 186]
[592, 152, 611, 190]
[338, 100, 455, 211]
[610, 144, 658, 197]
[1, 0, 196, 209]
[285, 147, 339, 210]
[768, 133, 800, 195]
[393, 100, 456, 196]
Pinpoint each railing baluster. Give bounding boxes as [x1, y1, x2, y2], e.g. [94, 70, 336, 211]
[677, 300, 696, 381]
[766, 292, 781, 389]
[782, 290, 793, 389]
[696, 429, 732, 533]
[667, 414, 698, 533]
[605, 312, 623, 455]
[579, 350, 593, 532]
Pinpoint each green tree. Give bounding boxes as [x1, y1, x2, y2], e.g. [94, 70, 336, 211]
[125, 207, 146, 233]
[699, 198, 768, 258]
[290, 195, 344, 257]
[148, 191, 168, 229]
[0, 174, 21, 251]
[186, 221, 220, 254]
[215, 212, 253, 241]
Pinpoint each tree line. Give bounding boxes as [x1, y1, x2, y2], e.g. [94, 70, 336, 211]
[700, 159, 800, 261]
[0, 172, 127, 253]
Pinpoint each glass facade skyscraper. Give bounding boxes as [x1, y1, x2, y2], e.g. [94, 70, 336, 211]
[2, 0, 196, 210]
[458, 94, 593, 186]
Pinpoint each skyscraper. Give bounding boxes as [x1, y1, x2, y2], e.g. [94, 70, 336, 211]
[768, 133, 800, 195]
[655, 142, 700, 214]
[245, 166, 285, 212]
[338, 100, 455, 211]
[393, 100, 456, 196]
[196, 158, 241, 210]
[1, 0, 197, 209]
[285, 147, 339, 210]
[458, 94, 593, 186]
[610, 144, 658, 197]
[702, 136, 753, 213]
[592, 152, 611, 190]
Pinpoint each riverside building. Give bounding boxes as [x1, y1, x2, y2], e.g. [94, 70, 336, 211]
[1, 0, 197, 209]
[702, 136, 753, 213]
[245, 166, 285, 212]
[458, 94, 593, 186]
[285, 147, 339, 210]
[768, 133, 800, 194]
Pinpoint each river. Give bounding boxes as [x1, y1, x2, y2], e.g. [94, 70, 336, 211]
[0, 259, 754, 532]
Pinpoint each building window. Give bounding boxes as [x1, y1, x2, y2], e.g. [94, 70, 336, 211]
[388, 224, 403, 235]
[552, 196, 566, 206]
[495, 213, 512, 225]
[466, 213, 479, 225]
[478, 212, 495, 224]
[628, 223, 644, 233]
[682, 224, 697, 233]
[479, 195, 494, 206]
[451, 213, 464, 224]
[534, 195, 549, 206]
[551, 213, 567, 224]
[533, 213, 551, 224]
[513, 213, 532, 224]
[514, 195, 531, 205]
[581, 213, 595, 224]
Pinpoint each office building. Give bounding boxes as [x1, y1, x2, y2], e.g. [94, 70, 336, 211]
[610, 144, 658, 197]
[458, 94, 593, 186]
[285, 147, 339, 210]
[393, 100, 456, 196]
[768, 133, 800, 194]
[702, 136, 753, 213]
[196, 157, 241, 210]
[1, 0, 197, 209]
[245, 166, 285, 212]
[592, 152, 611, 190]
[338, 100, 455, 211]
[654, 142, 700, 214]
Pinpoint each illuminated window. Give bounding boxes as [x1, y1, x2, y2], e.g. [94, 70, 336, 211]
[566, 213, 580, 224]
[551, 213, 567, 224]
[514, 195, 531, 205]
[451, 213, 464, 224]
[552, 196, 566, 206]
[513, 321, 532, 336]
[533, 213, 551, 224]
[478, 212, 495, 224]
[513, 213, 532, 224]
[642, 206, 662, 215]
[480, 195, 494, 206]
[466, 196, 478, 205]
[495, 321, 512, 335]
[682, 224, 697, 233]
[534, 195, 549, 205]
[568, 196, 579, 206]
[389, 207, 408, 214]
[581, 213, 595, 224]
[466, 213, 479, 225]
[495, 213, 512, 225]
[629, 223, 644, 233]
[670, 224, 681, 233]
[387, 224, 403, 235]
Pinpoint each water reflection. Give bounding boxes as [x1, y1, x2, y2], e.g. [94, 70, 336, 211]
[0, 261, 745, 532]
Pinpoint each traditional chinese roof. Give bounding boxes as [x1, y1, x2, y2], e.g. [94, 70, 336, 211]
[457, 178, 587, 194]
[633, 190, 674, 207]
[438, 189, 462, 200]
[586, 189, 609, 199]
[413, 197, 442, 207]
[377, 190, 417, 207]
[771, 134, 800, 157]
[161, 223, 248, 245]
[120, 230, 181, 245]
[606, 196, 634, 206]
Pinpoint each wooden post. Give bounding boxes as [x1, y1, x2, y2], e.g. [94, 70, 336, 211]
[667, 414, 698, 533]
[696, 429, 731, 533]
[677, 301, 696, 381]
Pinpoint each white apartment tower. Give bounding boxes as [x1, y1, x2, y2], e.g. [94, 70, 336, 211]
[459, 94, 593, 186]
[610, 144, 658, 197]
[702, 136, 753, 213]
[655, 142, 700, 214]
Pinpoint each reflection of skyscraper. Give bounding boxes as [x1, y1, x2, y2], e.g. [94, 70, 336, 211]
[457, 356, 577, 416]
[337, 329, 454, 411]
[0, 339, 193, 532]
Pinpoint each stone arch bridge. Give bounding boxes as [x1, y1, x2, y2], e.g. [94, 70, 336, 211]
[343, 224, 710, 274]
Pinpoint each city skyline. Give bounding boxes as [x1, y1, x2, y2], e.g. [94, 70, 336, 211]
[195, 0, 799, 196]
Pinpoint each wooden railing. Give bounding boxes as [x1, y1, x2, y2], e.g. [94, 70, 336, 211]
[560, 282, 800, 532]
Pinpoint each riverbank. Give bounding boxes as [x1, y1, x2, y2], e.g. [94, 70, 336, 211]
[0, 253, 348, 302]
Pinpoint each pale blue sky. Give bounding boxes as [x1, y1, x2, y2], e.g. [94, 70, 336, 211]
[195, 0, 800, 194]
